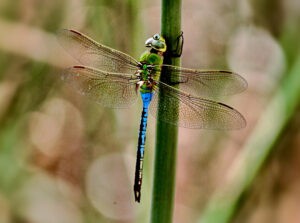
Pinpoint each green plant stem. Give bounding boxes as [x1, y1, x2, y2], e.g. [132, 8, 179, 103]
[150, 0, 181, 222]
[198, 54, 300, 223]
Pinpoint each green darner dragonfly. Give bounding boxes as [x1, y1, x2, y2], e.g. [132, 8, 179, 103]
[57, 29, 247, 203]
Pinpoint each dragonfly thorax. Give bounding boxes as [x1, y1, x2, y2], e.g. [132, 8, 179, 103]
[137, 49, 163, 93]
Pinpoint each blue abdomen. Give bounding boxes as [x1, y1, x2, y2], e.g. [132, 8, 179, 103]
[133, 92, 153, 202]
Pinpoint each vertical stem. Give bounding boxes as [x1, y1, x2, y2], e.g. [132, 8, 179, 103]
[150, 0, 181, 222]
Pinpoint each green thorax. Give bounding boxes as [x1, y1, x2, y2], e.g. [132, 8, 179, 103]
[139, 50, 163, 66]
[138, 51, 163, 93]
[138, 33, 166, 93]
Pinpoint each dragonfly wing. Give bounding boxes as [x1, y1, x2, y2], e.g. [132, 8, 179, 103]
[62, 66, 139, 108]
[155, 65, 247, 98]
[57, 29, 140, 73]
[150, 82, 246, 129]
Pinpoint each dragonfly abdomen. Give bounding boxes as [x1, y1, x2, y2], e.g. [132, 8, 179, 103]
[134, 92, 153, 202]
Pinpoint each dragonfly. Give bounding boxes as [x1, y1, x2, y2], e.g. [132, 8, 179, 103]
[57, 29, 247, 203]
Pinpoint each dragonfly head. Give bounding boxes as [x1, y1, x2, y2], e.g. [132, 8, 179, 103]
[145, 34, 166, 53]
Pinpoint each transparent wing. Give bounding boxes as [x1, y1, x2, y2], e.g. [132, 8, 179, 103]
[155, 65, 247, 99]
[62, 66, 139, 108]
[149, 81, 246, 129]
[57, 29, 140, 74]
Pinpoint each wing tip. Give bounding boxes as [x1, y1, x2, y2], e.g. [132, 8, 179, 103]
[73, 65, 85, 69]
[56, 28, 83, 37]
[69, 29, 83, 36]
[217, 102, 247, 129]
[214, 70, 248, 92]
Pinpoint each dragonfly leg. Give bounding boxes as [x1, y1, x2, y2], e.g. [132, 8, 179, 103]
[171, 31, 184, 57]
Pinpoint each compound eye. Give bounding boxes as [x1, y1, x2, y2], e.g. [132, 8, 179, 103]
[153, 34, 160, 40]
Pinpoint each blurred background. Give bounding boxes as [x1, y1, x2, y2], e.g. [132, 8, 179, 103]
[0, 0, 299, 223]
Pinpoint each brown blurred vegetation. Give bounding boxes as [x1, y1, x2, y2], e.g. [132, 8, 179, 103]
[0, 0, 299, 223]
